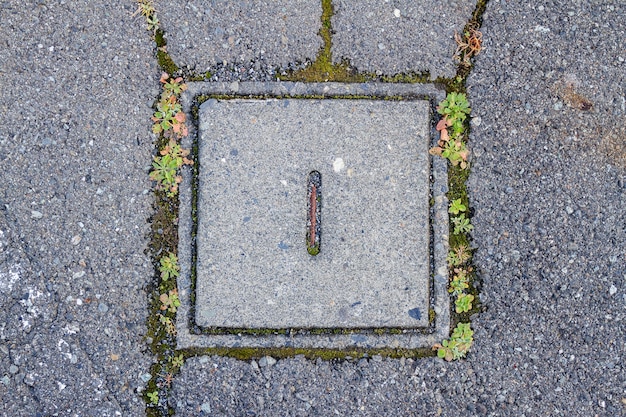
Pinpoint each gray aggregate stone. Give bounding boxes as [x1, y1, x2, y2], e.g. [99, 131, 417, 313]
[332, 0, 475, 78]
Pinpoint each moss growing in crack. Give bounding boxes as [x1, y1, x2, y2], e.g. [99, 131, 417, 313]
[182, 346, 435, 362]
[153, 29, 179, 75]
[280, 0, 369, 82]
[380, 71, 431, 84]
[157, 50, 179, 76]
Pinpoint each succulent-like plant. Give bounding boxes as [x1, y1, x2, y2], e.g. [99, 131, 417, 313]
[433, 322, 474, 361]
[455, 293, 475, 313]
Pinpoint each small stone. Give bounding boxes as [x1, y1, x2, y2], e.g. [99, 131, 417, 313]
[258, 356, 276, 367]
[393, 9, 401, 17]
[71, 235, 82, 245]
[72, 271, 85, 279]
[378, 43, 385, 50]
[110, 353, 120, 361]
[23, 373, 35, 386]
[140, 373, 152, 383]
[250, 360, 260, 372]
[554, 101, 563, 110]
[565, 206, 574, 214]
[470, 116, 482, 127]
[98, 303, 109, 313]
[332, 157, 345, 172]
[372, 355, 383, 362]
[609, 285, 617, 296]
[31, 211, 43, 219]
[9, 365, 18, 374]
[201, 402, 211, 413]
[1, 376, 9, 386]
[295, 392, 309, 402]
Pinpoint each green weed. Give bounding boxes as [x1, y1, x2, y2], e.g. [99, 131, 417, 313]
[133, 0, 159, 34]
[455, 293, 475, 313]
[446, 244, 471, 267]
[449, 267, 471, 296]
[451, 213, 473, 235]
[433, 323, 474, 361]
[147, 390, 159, 405]
[159, 289, 180, 314]
[159, 252, 180, 282]
[149, 139, 193, 197]
[448, 198, 467, 215]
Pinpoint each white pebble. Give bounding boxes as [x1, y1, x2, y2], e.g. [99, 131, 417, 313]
[393, 9, 401, 18]
[609, 285, 617, 296]
[31, 211, 43, 219]
[333, 158, 345, 172]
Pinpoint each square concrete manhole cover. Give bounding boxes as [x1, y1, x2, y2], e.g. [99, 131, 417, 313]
[177, 82, 450, 350]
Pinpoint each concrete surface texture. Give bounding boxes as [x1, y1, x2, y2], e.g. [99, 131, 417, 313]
[159, 0, 322, 75]
[195, 98, 430, 329]
[332, 0, 475, 78]
[0, 0, 624, 416]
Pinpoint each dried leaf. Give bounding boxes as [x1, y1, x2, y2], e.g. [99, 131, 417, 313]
[429, 147, 443, 156]
[160, 73, 169, 83]
[436, 119, 448, 131]
[440, 128, 450, 143]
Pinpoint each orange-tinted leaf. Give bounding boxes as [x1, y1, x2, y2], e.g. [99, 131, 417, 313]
[429, 147, 443, 156]
[436, 119, 448, 131]
[174, 112, 186, 123]
[160, 73, 169, 83]
[440, 128, 449, 143]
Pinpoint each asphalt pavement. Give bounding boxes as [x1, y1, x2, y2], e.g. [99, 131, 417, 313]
[1, 0, 624, 416]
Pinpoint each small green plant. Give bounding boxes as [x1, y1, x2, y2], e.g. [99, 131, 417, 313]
[448, 198, 467, 215]
[149, 139, 194, 196]
[152, 94, 186, 136]
[447, 244, 471, 266]
[147, 390, 159, 405]
[162, 74, 187, 96]
[441, 138, 469, 168]
[159, 315, 176, 335]
[152, 73, 189, 138]
[433, 322, 474, 361]
[159, 252, 180, 282]
[159, 289, 180, 313]
[449, 268, 470, 296]
[437, 92, 470, 135]
[133, 0, 159, 33]
[169, 353, 184, 370]
[451, 213, 473, 235]
[455, 293, 475, 313]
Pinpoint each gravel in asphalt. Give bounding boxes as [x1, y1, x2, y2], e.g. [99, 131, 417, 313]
[0, 1, 158, 414]
[172, 1, 625, 416]
[1, 0, 624, 416]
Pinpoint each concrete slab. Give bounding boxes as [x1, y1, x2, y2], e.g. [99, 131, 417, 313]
[332, 0, 475, 78]
[177, 82, 449, 349]
[159, 0, 322, 72]
[196, 98, 430, 329]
